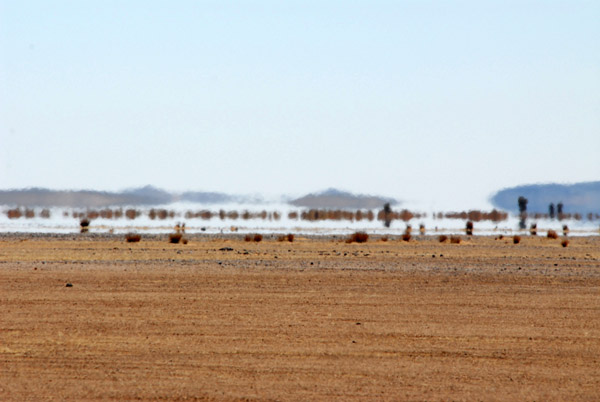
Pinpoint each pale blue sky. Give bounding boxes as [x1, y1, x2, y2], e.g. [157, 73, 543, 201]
[1, 1, 599, 207]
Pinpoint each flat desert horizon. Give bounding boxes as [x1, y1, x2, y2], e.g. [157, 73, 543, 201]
[1, 233, 599, 400]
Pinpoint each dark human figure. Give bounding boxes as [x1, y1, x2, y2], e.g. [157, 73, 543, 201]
[557, 202, 564, 220]
[518, 196, 528, 214]
[549, 203, 555, 219]
[518, 196, 528, 229]
[382, 203, 392, 228]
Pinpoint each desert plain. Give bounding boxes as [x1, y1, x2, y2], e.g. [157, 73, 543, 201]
[1, 233, 599, 401]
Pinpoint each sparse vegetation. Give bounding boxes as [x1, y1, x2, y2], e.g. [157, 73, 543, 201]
[513, 235, 521, 244]
[547, 230, 558, 239]
[438, 235, 448, 243]
[278, 234, 294, 242]
[7, 208, 22, 219]
[561, 239, 569, 247]
[169, 233, 182, 244]
[125, 233, 141, 243]
[450, 236, 461, 244]
[346, 232, 369, 244]
[402, 233, 411, 242]
[442, 210, 508, 222]
[246, 234, 263, 242]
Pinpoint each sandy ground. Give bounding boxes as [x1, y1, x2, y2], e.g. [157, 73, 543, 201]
[1, 233, 599, 401]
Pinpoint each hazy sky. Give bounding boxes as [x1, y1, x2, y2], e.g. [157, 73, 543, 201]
[1, 1, 599, 208]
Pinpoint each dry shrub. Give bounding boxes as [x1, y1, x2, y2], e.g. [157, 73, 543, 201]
[286, 233, 294, 242]
[399, 209, 414, 222]
[444, 210, 508, 222]
[530, 223, 537, 236]
[438, 235, 448, 243]
[380, 236, 388, 242]
[194, 210, 212, 219]
[419, 224, 425, 235]
[563, 225, 569, 236]
[450, 236, 461, 244]
[561, 239, 569, 248]
[7, 209, 22, 219]
[182, 238, 188, 245]
[245, 233, 263, 242]
[169, 233, 182, 244]
[125, 209, 138, 220]
[402, 233, 411, 242]
[87, 210, 99, 220]
[80, 217, 90, 233]
[513, 235, 521, 244]
[40, 209, 51, 219]
[346, 232, 369, 243]
[547, 230, 558, 239]
[125, 233, 141, 243]
[466, 221, 474, 236]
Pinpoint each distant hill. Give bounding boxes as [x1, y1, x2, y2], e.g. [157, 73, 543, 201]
[290, 188, 398, 209]
[0, 186, 174, 208]
[490, 181, 600, 214]
[0, 186, 262, 207]
[180, 191, 237, 204]
[123, 185, 173, 204]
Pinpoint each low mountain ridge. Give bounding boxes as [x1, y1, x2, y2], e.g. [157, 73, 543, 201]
[290, 188, 398, 209]
[0, 186, 399, 209]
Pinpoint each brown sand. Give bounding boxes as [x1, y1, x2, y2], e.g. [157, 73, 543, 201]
[1, 234, 599, 400]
